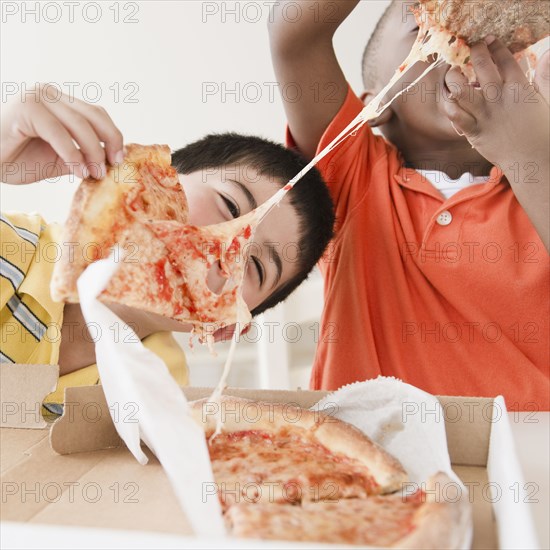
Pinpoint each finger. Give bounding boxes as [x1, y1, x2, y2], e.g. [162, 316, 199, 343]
[445, 66, 470, 102]
[22, 102, 87, 178]
[41, 98, 107, 179]
[442, 98, 479, 137]
[470, 39, 502, 87]
[534, 50, 550, 105]
[58, 95, 124, 165]
[486, 36, 526, 83]
[444, 67, 486, 116]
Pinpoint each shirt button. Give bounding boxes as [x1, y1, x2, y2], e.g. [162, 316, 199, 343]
[436, 211, 452, 226]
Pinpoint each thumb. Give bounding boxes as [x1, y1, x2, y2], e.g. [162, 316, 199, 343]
[534, 50, 550, 105]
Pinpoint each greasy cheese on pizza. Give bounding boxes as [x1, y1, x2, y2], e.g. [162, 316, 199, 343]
[191, 397, 407, 506]
[411, 0, 550, 82]
[208, 428, 383, 508]
[51, 144, 259, 344]
[226, 494, 426, 546]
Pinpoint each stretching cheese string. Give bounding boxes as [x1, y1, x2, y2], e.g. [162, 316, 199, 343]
[208, 318, 241, 441]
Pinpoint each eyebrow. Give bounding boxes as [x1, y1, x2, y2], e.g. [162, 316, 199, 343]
[227, 179, 257, 211]
[266, 243, 283, 289]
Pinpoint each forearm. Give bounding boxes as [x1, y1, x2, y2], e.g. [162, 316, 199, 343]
[268, 0, 360, 159]
[269, 0, 360, 53]
[504, 155, 550, 252]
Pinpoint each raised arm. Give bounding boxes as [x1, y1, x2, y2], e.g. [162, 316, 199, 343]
[268, 0, 360, 160]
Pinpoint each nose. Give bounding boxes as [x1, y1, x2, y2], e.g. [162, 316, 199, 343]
[206, 260, 229, 295]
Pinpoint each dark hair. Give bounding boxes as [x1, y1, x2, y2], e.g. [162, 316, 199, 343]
[362, 0, 399, 90]
[171, 133, 335, 316]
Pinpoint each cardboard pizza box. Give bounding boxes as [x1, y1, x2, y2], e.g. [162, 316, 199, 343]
[1, 365, 547, 549]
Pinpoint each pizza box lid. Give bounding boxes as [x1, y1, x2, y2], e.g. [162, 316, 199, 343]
[1, 365, 547, 549]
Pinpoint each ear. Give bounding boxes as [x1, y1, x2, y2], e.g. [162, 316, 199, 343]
[360, 90, 394, 127]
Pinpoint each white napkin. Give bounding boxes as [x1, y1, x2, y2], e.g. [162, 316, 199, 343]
[313, 376, 472, 549]
[313, 376, 457, 483]
[77, 253, 226, 537]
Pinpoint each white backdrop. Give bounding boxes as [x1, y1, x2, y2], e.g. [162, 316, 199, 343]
[1, 0, 389, 221]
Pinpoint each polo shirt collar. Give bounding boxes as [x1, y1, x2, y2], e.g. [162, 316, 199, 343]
[394, 165, 505, 204]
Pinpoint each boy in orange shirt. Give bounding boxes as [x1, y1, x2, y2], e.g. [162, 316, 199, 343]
[269, 0, 549, 409]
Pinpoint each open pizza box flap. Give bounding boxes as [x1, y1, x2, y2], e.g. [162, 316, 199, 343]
[0, 364, 544, 549]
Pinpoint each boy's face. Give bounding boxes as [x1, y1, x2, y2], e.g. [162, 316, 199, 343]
[179, 166, 301, 312]
[367, 0, 464, 141]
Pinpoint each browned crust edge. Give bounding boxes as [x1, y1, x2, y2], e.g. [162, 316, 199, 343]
[396, 472, 472, 549]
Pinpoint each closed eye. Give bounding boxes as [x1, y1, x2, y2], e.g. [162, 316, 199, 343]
[251, 256, 265, 287]
[220, 194, 240, 218]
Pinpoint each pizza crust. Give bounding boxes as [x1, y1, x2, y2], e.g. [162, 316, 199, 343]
[398, 472, 472, 549]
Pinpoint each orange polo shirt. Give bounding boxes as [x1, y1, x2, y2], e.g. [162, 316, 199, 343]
[288, 85, 550, 411]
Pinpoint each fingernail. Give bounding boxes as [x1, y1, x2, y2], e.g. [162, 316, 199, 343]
[484, 35, 496, 45]
[115, 150, 124, 164]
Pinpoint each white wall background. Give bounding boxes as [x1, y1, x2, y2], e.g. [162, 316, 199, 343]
[1, 0, 389, 221]
[1, 0, 389, 387]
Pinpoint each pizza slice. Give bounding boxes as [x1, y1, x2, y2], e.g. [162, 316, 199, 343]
[50, 144, 258, 342]
[412, 0, 550, 81]
[226, 472, 471, 549]
[190, 397, 408, 509]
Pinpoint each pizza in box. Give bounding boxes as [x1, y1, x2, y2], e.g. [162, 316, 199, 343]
[191, 396, 471, 549]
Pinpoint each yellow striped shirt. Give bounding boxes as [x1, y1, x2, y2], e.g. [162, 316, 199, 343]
[1, 212, 188, 408]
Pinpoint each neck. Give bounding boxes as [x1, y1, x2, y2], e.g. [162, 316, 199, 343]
[381, 122, 493, 178]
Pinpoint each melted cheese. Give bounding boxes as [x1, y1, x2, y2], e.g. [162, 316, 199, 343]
[227, 495, 423, 545]
[206, 427, 381, 510]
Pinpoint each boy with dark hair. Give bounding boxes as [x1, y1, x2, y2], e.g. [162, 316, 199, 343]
[269, 0, 549, 409]
[172, 132, 334, 316]
[0, 86, 335, 404]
